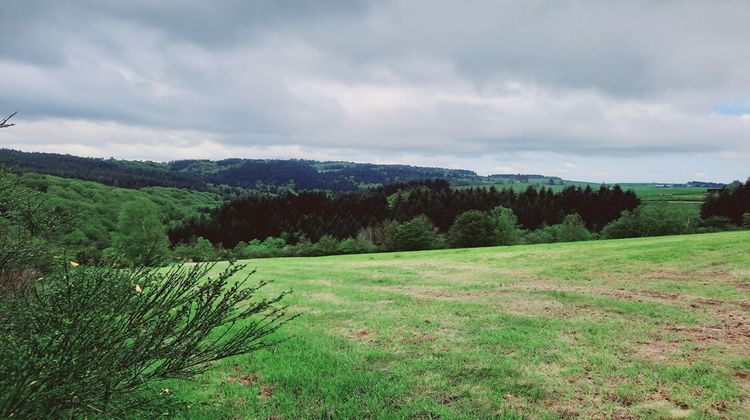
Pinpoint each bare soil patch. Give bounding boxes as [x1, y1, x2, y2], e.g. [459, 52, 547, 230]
[666, 308, 750, 346]
[372, 285, 508, 302]
[307, 292, 347, 304]
[306, 279, 333, 286]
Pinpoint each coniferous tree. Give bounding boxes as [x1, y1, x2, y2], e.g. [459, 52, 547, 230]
[701, 179, 750, 225]
[170, 183, 639, 249]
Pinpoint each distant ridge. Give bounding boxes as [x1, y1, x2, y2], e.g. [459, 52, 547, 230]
[0, 148, 724, 194]
[0, 148, 568, 193]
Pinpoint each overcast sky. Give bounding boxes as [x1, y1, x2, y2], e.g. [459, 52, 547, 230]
[1, 1, 749, 182]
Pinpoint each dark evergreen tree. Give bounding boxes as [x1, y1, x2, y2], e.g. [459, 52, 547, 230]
[170, 183, 639, 248]
[701, 179, 750, 225]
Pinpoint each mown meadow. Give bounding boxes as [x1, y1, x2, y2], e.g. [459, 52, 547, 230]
[169, 230, 750, 418]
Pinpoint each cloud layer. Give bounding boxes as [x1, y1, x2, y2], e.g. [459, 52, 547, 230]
[1, 0, 749, 182]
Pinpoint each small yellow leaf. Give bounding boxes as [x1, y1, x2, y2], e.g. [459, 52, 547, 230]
[70, 261, 80, 267]
[135, 284, 142, 294]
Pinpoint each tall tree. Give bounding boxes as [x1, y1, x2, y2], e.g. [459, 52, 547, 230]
[448, 210, 496, 248]
[112, 199, 170, 266]
[490, 206, 522, 245]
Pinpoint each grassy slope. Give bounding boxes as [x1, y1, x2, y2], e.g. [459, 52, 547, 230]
[172, 231, 750, 418]
[18, 172, 222, 247]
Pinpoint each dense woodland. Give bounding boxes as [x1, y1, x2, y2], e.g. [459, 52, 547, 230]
[0, 149, 207, 190]
[170, 181, 640, 248]
[701, 179, 750, 225]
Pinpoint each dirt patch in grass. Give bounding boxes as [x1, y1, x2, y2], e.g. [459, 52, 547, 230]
[600, 284, 750, 348]
[605, 288, 714, 306]
[346, 260, 531, 280]
[628, 334, 686, 364]
[418, 268, 507, 283]
[227, 372, 259, 386]
[524, 281, 750, 313]
[306, 279, 333, 286]
[500, 295, 577, 318]
[590, 268, 743, 291]
[372, 285, 613, 322]
[307, 292, 347, 304]
[635, 396, 694, 418]
[639, 269, 738, 281]
[258, 385, 273, 398]
[538, 392, 636, 419]
[372, 285, 508, 302]
[402, 333, 437, 344]
[226, 365, 260, 387]
[666, 307, 750, 346]
[614, 290, 750, 364]
[342, 327, 379, 345]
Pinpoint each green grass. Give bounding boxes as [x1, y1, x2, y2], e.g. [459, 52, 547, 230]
[631, 186, 707, 204]
[168, 231, 750, 418]
[632, 186, 708, 220]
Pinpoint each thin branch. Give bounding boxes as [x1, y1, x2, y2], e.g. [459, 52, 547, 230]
[1, 111, 18, 128]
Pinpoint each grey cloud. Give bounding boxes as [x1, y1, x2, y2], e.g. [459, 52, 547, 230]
[1, 1, 750, 181]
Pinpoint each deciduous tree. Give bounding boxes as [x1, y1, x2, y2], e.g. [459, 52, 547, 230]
[112, 199, 170, 266]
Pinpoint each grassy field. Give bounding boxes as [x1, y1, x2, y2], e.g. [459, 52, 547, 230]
[171, 231, 750, 418]
[630, 187, 707, 204]
[456, 183, 708, 212]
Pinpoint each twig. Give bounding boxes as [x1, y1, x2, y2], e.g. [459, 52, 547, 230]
[1, 111, 18, 128]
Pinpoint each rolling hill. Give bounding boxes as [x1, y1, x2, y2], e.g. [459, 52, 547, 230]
[169, 230, 750, 418]
[0, 148, 572, 193]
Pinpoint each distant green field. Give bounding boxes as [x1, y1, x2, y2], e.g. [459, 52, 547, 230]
[456, 181, 709, 202]
[455, 181, 573, 192]
[629, 186, 707, 221]
[629, 186, 707, 204]
[170, 231, 750, 418]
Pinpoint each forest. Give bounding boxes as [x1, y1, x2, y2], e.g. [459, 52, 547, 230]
[170, 181, 640, 248]
[701, 178, 750, 225]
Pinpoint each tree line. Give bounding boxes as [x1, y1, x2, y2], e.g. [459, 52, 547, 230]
[701, 178, 750, 226]
[169, 181, 640, 248]
[0, 149, 492, 194]
[0, 148, 575, 196]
